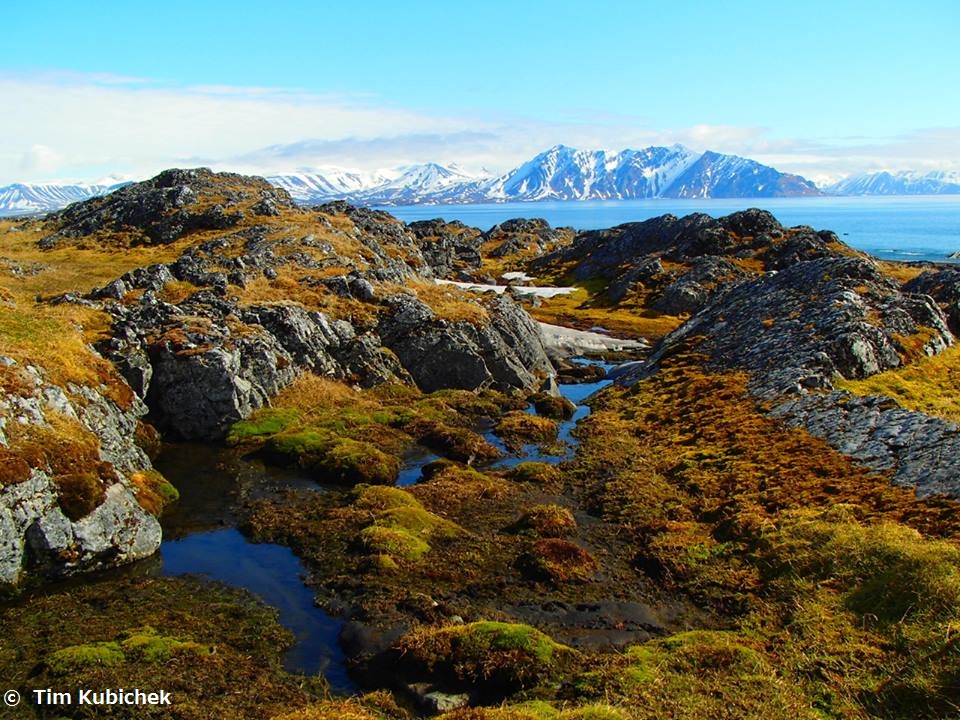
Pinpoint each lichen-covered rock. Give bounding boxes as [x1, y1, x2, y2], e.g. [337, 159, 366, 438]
[631, 255, 953, 400]
[378, 294, 553, 393]
[620, 250, 958, 498]
[1, 470, 159, 586]
[904, 266, 960, 334]
[0, 354, 162, 590]
[408, 219, 483, 277]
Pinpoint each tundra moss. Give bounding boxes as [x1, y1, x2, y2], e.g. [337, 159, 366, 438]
[359, 525, 431, 562]
[396, 621, 575, 690]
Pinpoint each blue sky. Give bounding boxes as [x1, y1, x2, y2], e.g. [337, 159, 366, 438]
[2, 0, 958, 184]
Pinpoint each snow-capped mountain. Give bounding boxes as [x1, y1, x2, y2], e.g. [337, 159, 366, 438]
[480, 145, 701, 201]
[266, 168, 391, 202]
[0, 182, 127, 216]
[828, 170, 960, 195]
[662, 151, 820, 198]
[263, 145, 820, 205]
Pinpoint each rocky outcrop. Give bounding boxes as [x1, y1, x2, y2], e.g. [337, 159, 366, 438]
[484, 219, 573, 260]
[1, 471, 160, 585]
[407, 219, 483, 277]
[532, 209, 842, 316]
[39, 168, 296, 247]
[0, 356, 161, 589]
[903, 267, 960, 334]
[377, 294, 553, 394]
[620, 247, 959, 496]
[73, 192, 555, 440]
[634, 255, 952, 399]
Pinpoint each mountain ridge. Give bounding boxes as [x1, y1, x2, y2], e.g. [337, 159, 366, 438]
[4, 146, 958, 216]
[828, 169, 960, 195]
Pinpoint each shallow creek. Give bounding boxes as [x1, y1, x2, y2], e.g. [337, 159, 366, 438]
[151, 359, 615, 691]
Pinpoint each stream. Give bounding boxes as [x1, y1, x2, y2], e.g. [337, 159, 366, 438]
[151, 358, 616, 692]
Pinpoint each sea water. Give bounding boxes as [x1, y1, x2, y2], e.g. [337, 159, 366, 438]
[377, 195, 960, 264]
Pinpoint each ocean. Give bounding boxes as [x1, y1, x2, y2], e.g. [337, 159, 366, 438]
[376, 195, 960, 264]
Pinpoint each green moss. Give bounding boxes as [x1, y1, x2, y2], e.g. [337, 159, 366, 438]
[267, 429, 334, 461]
[655, 631, 767, 675]
[359, 525, 430, 562]
[120, 626, 209, 662]
[47, 641, 125, 675]
[353, 485, 422, 513]
[396, 621, 575, 690]
[130, 468, 179, 516]
[227, 408, 301, 445]
[559, 706, 629, 720]
[507, 700, 561, 719]
[310, 438, 400, 485]
[506, 462, 562, 487]
[376, 505, 463, 540]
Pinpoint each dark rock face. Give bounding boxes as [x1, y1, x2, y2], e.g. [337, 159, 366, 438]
[408, 219, 483, 277]
[636, 256, 951, 397]
[904, 267, 960, 334]
[484, 218, 572, 260]
[650, 257, 751, 315]
[39, 168, 296, 247]
[378, 295, 553, 394]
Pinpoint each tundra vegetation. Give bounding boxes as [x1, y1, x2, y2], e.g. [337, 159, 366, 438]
[2, 174, 960, 720]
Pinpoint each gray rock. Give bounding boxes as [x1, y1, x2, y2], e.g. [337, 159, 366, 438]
[379, 295, 553, 393]
[770, 391, 960, 497]
[422, 691, 470, 713]
[73, 484, 161, 563]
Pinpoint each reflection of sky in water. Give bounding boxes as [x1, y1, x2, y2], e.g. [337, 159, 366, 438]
[161, 528, 355, 693]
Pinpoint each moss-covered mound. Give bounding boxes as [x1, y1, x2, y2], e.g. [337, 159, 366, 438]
[513, 505, 578, 538]
[523, 539, 597, 583]
[495, 411, 559, 451]
[47, 626, 210, 675]
[228, 374, 511, 477]
[394, 621, 576, 692]
[530, 392, 577, 420]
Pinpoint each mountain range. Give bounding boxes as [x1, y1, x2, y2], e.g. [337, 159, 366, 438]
[827, 170, 960, 196]
[1, 145, 957, 216]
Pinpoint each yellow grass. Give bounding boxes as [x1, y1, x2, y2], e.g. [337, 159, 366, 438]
[875, 260, 926, 285]
[835, 342, 960, 424]
[384, 280, 490, 325]
[528, 286, 682, 341]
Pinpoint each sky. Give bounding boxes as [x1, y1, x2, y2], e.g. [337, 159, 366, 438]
[2, 0, 958, 185]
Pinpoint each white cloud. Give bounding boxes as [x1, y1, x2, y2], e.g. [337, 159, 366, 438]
[0, 72, 484, 183]
[1, 71, 957, 186]
[18, 144, 63, 176]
